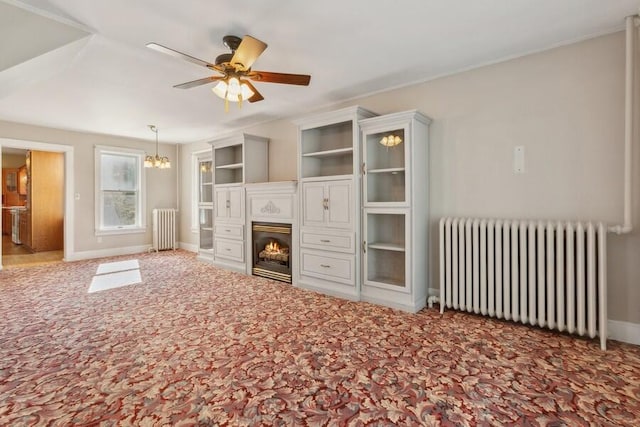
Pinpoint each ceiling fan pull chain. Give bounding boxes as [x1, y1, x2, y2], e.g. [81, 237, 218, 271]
[239, 93, 243, 109]
[224, 86, 230, 113]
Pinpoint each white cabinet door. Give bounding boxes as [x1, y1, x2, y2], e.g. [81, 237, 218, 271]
[215, 188, 229, 220]
[301, 181, 326, 228]
[301, 180, 352, 230]
[326, 180, 352, 229]
[228, 186, 244, 222]
[214, 186, 244, 223]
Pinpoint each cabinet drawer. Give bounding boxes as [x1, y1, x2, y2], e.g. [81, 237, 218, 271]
[214, 239, 244, 262]
[300, 250, 354, 285]
[214, 223, 244, 240]
[300, 231, 354, 253]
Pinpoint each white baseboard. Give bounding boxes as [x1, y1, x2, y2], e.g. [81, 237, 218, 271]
[64, 245, 152, 262]
[608, 319, 640, 346]
[179, 242, 198, 253]
[361, 295, 425, 313]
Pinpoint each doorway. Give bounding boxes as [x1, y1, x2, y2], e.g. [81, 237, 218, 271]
[0, 139, 74, 270]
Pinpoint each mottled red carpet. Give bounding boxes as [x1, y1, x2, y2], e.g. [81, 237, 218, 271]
[0, 250, 638, 426]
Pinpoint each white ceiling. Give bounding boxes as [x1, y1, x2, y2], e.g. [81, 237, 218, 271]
[0, 0, 639, 144]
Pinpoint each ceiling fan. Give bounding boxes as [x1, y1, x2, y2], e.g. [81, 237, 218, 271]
[147, 35, 311, 111]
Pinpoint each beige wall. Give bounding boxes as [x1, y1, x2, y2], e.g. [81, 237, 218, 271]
[0, 122, 178, 254]
[2, 153, 26, 168]
[180, 31, 639, 324]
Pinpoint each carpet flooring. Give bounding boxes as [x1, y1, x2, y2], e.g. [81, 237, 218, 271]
[0, 250, 638, 426]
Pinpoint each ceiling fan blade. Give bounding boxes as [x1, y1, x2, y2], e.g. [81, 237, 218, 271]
[173, 76, 223, 89]
[146, 42, 215, 69]
[243, 80, 264, 103]
[230, 35, 267, 71]
[249, 71, 311, 86]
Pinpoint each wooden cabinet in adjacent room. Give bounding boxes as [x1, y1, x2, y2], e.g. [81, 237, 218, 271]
[2, 168, 20, 235]
[23, 150, 64, 252]
[18, 165, 27, 196]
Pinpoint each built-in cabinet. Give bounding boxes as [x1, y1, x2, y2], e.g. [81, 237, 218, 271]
[296, 106, 377, 299]
[195, 108, 431, 313]
[211, 133, 268, 272]
[359, 110, 431, 312]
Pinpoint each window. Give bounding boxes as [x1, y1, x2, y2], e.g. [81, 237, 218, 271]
[95, 146, 145, 235]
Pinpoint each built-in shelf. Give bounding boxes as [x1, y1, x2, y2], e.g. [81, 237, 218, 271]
[215, 163, 243, 170]
[367, 167, 405, 174]
[367, 275, 405, 288]
[367, 242, 405, 252]
[302, 147, 353, 158]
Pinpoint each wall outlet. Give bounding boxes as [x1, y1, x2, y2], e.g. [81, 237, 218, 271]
[513, 146, 525, 174]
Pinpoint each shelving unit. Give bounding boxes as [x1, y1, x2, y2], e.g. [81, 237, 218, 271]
[210, 133, 269, 273]
[299, 119, 363, 179]
[363, 210, 408, 291]
[360, 110, 431, 312]
[296, 106, 377, 299]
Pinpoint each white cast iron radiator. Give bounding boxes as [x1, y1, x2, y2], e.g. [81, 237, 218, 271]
[439, 217, 607, 350]
[152, 208, 177, 252]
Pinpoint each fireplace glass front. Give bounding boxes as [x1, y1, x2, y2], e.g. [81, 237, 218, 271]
[252, 222, 292, 283]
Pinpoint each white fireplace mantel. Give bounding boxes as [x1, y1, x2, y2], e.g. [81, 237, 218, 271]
[244, 181, 298, 282]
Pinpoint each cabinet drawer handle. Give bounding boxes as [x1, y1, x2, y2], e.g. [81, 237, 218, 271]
[225, 248, 231, 251]
[320, 264, 331, 268]
[320, 239, 331, 243]
[225, 229, 231, 232]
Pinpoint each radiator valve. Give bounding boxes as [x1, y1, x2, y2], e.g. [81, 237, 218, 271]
[427, 295, 440, 309]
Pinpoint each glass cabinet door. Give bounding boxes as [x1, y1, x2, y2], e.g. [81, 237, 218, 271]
[362, 126, 408, 205]
[197, 157, 213, 254]
[199, 208, 213, 250]
[199, 160, 213, 203]
[363, 211, 409, 291]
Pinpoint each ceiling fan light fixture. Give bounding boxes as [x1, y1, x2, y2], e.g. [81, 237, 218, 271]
[212, 77, 254, 102]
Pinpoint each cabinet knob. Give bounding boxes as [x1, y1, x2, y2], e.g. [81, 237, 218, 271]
[320, 239, 330, 243]
[320, 264, 331, 268]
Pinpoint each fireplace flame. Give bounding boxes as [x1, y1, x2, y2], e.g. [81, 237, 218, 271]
[265, 241, 282, 253]
[263, 240, 289, 255]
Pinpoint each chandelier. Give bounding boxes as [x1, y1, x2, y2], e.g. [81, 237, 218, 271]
[144, 125, 171, 169]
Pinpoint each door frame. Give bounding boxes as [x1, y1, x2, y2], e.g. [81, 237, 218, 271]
[0, 138, 74, 269]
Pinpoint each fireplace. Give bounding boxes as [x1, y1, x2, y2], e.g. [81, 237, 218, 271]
[252, 222, 292, 283]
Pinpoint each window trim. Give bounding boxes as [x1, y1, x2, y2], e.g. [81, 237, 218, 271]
[94, 145, 146, 236]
